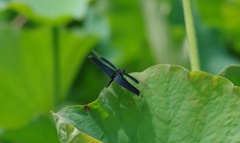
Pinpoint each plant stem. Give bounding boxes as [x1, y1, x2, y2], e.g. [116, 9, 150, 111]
[182, 0, 200, 71]
[52, 27, 60, 106]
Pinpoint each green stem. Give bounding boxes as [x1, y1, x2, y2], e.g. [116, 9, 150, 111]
[182, 0, 200, 71]
[52, 27, 60, 106]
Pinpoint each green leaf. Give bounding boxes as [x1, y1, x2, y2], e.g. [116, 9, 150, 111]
[0, 26, 54, 129]
[219, 65, 240, 87]
[0, 25, 97, 129]
[196, 0, 240, 33]
[196, 0, 240, 53]
[8, 0, 89, 25]
[52, 111, 102, 143]
[52, 64, 240, 142]
[1, 116, 59, 143]
[58, 28, 98, 102]
[196, 26, 240, 74]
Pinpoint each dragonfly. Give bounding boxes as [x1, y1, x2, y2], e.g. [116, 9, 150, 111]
[88, 50, 141, 96]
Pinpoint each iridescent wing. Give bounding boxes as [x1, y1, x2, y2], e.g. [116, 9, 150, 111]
[92, 50, 118, 70]
[92, 50, 139, 84]
[88, 55, 115, 78]
[113, 75, 140, 96]
[123, 73, 139, 84]
[89, 50, 141, 96]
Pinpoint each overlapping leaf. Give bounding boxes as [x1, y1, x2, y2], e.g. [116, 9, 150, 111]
[53, 64, 240, 143]
[196, 0, 240, 53]
[0, 24, 97, 143]
[219, 65, 240, 87]
[0, 26, 54, 129]
[8, 0, 89, 25]
[1, 116, 58, 143]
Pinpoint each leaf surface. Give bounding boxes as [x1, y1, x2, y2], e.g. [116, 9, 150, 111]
[219, 65, 240, 87]
[53, 64, 240, 143]
[0, 25, 97, 129]
[1, 116, 59, 143]
[8, 0, 89, 25]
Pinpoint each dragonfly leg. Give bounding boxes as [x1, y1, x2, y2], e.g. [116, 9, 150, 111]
[106, 78, 114, 88]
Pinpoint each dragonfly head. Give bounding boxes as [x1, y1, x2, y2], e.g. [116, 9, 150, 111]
[115, 69, 125, 76]
[120, 69, 125, 73]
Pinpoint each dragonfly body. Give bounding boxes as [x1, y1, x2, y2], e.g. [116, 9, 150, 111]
[88, 51, 141, 96]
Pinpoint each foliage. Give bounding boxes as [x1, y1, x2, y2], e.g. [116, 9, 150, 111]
[195, 0, 240, 74]
[219, 65, 240, 87]
[53, 65, 240, 143]
[196, 0, 240, 54]
[0, 0, 239, 143]
[0, 0, 99, 142]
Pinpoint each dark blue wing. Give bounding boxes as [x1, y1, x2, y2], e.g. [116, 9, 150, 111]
[88, 55, 115, 78]
[100, 57, 118, 70]
[92, 50, 118, 70]
[122, 73, 139, 84]
[114, 75, 140, 96]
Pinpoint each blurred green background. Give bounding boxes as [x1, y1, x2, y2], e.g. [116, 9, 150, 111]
[0, 0, 239, 142]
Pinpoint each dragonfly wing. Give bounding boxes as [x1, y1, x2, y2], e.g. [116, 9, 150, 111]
[89, 55, 115, 78]
[114, 75, 140, 96]
[100, 57, 118, 70]
[92, 50, 118, 70]
[123, 73, 139, 84]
